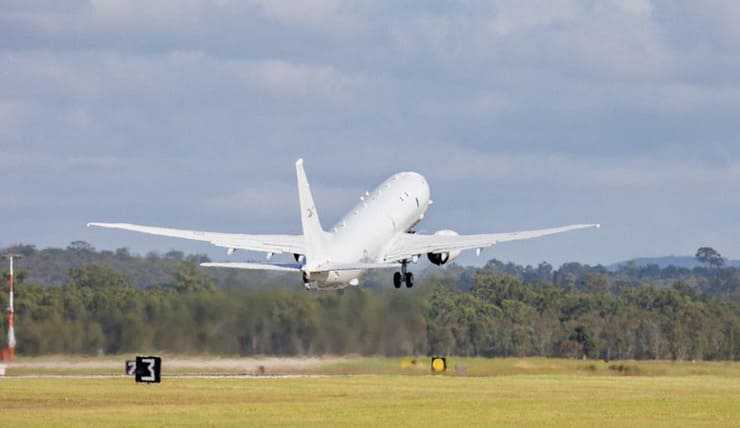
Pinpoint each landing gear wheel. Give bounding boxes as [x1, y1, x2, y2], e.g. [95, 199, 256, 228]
[393, 272, 403, 288]
[404, 272, 414, 288]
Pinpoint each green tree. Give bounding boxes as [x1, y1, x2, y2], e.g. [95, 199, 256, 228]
[569, 325, 596, 359]
[696, 247, 725, 268]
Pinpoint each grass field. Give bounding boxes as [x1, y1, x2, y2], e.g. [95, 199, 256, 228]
[1, 358, 739, 427]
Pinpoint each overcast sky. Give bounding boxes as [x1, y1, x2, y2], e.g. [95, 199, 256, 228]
[1, 0, 739, 267]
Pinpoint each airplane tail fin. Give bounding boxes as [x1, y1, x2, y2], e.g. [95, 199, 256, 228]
[296, 159, 327, 268]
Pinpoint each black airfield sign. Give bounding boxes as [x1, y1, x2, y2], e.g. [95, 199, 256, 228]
[125, 360, 136, 376]
[135, 356, 162, 383]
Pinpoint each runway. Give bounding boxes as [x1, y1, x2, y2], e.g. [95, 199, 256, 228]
[2, 373, 357, 379]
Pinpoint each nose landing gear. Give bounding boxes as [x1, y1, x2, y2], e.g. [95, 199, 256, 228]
[393, 260, 414, 288]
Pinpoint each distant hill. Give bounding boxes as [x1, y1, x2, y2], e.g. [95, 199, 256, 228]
[609, 256, 740, 270]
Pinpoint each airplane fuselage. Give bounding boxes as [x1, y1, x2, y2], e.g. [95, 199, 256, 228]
[310, 172, 431, 289]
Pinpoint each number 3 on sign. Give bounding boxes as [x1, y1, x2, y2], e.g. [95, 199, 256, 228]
[141, 358, 156, 381]
[135, 356, 162, 383]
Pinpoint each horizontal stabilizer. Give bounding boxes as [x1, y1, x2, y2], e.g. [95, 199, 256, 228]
[200, 262, 302, 272]
[319, 262, 400, 272]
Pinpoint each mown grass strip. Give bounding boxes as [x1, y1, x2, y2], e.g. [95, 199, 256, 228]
[0, 374, 738, 427]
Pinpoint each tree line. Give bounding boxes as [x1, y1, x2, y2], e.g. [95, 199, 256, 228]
[0, 244, 738, 360]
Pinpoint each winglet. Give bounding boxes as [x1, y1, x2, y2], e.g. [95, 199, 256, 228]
[296, 159, 327, 268]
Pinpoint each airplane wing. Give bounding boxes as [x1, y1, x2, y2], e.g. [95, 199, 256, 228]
[201, 262, 302, 272]
[87, 222, 305, 255]
[382, 224, 600, 262]
[200, 261, 399, 272]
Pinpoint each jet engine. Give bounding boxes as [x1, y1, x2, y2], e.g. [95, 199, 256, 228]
[427, 229, 461, 265]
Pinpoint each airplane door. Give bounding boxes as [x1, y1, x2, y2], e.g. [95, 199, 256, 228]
[387, 197, 407, 234]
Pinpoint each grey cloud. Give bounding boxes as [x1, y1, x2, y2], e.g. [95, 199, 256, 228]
[1, 1, 740, 266]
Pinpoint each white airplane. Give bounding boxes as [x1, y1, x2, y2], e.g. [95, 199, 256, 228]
[88, 159, 599, 290]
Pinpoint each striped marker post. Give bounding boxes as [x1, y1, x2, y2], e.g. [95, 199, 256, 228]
[2, 254, 20, 361]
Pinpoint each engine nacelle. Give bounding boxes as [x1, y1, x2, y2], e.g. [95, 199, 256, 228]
[427, 229, 461, 266]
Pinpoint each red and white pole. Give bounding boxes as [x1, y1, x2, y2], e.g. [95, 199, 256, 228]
[7, 255, 16, 360]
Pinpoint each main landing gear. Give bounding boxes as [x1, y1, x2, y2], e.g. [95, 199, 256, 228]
[393, 260, 414, 289]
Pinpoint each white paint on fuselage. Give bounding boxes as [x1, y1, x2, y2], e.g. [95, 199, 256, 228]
[311, 172, 431, 289]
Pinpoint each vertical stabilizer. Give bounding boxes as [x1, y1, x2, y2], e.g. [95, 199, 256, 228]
[295, 159, 327, 267]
